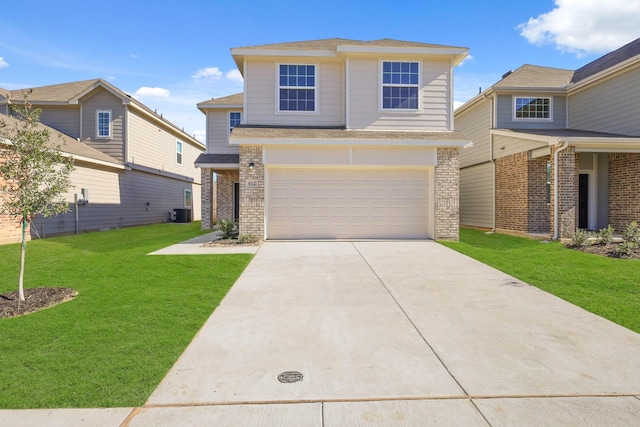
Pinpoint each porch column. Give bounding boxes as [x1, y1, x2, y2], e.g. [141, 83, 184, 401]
[239, 146, 264, 239]
[552, 146, 578, 238]
[200, 168, 213, 230]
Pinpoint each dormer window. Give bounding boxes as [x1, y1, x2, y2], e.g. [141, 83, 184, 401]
[96, 110, 112, 138]
[514, 97, 551, 120]
[381, 61, 420, 110]
[278, 64, 316, 112]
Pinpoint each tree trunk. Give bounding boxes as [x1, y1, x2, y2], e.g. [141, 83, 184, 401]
[18, 216, 26, 303]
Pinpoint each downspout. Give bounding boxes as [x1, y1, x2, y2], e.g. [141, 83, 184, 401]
[553, 139, 570, 240]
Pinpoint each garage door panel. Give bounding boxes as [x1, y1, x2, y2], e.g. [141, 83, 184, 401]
[267, 168, 430, 239]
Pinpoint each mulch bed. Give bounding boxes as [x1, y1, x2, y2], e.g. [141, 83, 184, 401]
[567, 242, 640, 259]
[201, 239, 260, 247]
[0, 287, 77, 319]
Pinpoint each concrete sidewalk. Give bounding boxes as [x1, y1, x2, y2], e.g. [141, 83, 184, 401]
[3, 241, 640, 425]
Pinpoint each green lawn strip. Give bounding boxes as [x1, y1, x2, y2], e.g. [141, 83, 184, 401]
[440, 228, 640, 334]
[0, 223, 252, 409]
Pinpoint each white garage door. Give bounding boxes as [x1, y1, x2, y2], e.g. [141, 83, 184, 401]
[267, 168, 430, 239]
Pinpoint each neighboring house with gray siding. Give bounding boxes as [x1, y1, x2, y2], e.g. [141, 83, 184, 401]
[196, 38, 471, 241]
[1, 79, 204, 241]
[456, 38, 640, 238]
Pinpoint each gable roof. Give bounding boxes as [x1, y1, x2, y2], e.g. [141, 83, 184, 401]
[494, 64, 574, 89]
[0, 112, 123, 169]
[197, 93, 244, 112]
[572, 37, 640, 84]
[233, 37, 466, 51]
[8, 79, 204, 149]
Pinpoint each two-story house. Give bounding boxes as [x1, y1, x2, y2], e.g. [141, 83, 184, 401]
[1, 79, 204, 241]
[456, 38, 640, 239]
[197, 38, 471, 240]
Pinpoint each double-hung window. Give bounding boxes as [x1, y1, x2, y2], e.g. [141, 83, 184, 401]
[229, 111, 241, 133]
[176, 141, 183, 165]
[96, 110, 111, 138]
[514, 97, 551, 120]
[278, 64, 316, 112]
[382, 61, 420, 110]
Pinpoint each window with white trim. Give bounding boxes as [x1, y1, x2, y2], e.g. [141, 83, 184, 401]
[176, 141, 183, 164]
[184, 189, 192, 208]
[382, 61, 419, 110]
[514, 97, 551, 120]
[96, 110, 111, 138]
[278, 64, 316, 112]
[229, 111, 241, 133]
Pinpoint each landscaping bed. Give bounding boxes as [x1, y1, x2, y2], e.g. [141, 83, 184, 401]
[0, 287, 77, 318]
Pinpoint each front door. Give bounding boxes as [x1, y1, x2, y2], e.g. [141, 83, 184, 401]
[234, 182, 239, 222]
[578, 174, 588, 229]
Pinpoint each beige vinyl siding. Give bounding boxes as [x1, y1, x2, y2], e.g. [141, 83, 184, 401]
[348, 57, 451, 131]
[569, 67, 640, 136]
[81, 88, 125, 162]
[206, 110, 240, 155]
[245, 57, 344, 126]
[38, 106, 81, 139]
[492, 135, 547, 159]
[460, 162, 494, 228]
[456, 99, 492, 167]
[127, 110, 203, 184]
[31, 166, 201, 236]
[496, 95, 567, 130]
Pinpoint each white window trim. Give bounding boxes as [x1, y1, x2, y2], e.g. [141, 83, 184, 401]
[275, 62, 319, 115]
[228, 111, 242, 135]
[96, 110, 112, 138]
[379, 60, 422, 113]
[512, 96, 553, 122]
[176, 140, 183, 165]
[184, 189, 193, 208]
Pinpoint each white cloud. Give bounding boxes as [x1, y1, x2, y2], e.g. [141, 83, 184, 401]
[193, 130, 206, 142]
[225, 69, 244, 82]
[0, 57, 8, 68]
[130, 53, 139, 59]
[458, 55, 474, 67]
[192, 67, 223, 80]
[133, 87, 171, 98]
[518, 0, 640, 55]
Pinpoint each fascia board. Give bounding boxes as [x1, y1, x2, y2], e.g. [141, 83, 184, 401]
[194, 163, 240, 169]
[230, 138, 472, 148]
[231, 48, 336, 58]
[336, 45, 468, 56]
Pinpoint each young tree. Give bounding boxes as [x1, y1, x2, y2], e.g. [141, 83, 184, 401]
[0, 95, 74, 307]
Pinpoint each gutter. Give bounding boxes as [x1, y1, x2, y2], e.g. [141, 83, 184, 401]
[552, 139, 570, 240]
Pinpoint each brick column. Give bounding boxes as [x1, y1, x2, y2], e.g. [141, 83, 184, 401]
[239, 146, 264, 238]
[551, 146, 578, 238]
[434, 148, 460, 241]
[216, 170, 239, 221]
[200, 169, 212, 230]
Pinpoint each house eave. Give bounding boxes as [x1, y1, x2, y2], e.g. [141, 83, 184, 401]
[195, 163, 240, 170]
[230, 138, 472, 148]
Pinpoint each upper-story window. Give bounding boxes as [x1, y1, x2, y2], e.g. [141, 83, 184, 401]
[96, 110, 112, 138]
[229, 111, 241, 133]
[514, 97, 551, 120]
[176, 141, 183, 164]
[381, 61, 420, 110]
[278, 64, 316, 112]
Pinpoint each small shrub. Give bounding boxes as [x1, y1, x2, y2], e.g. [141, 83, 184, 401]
[623, 221, 640, 245]
[597, 225, 614, 245]
[616, 240, 638, 257]
[570, 228, 590, 248]
[218, 219, 238, 240]
[238, 234, 259, 244]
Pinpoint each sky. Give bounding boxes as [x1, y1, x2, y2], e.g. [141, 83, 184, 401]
[1, 0, 639, 142]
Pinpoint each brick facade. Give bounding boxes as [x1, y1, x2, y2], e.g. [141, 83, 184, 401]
[200, 169, 213, 229]
[609, 153, 640, 231]
[216, 170, 239, 222]
[238, 146, 264, 238]
[495, 152, 551, 235]
[549, 146, 578, 238]
[434, 148, 460, 241]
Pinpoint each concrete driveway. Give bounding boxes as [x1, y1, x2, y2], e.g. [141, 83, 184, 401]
[119, 241, 640, 426]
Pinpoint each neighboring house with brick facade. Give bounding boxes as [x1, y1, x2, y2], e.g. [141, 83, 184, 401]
[456, 38, 640, 239]
[196, 38, 471, 240]
[1, 79, 204, 242]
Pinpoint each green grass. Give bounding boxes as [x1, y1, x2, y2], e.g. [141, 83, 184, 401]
[440, 228, 640, 334]
[0, 222, 252, 409]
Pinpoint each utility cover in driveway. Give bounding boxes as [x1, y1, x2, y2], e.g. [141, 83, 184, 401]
[267, 168, 430, 239]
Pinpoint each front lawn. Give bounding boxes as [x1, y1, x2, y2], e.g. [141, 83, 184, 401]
[440, 228, 640, 334]
[0, 222, 252, 409]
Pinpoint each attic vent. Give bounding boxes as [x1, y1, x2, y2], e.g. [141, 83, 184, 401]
[501, 70, 514, 79]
